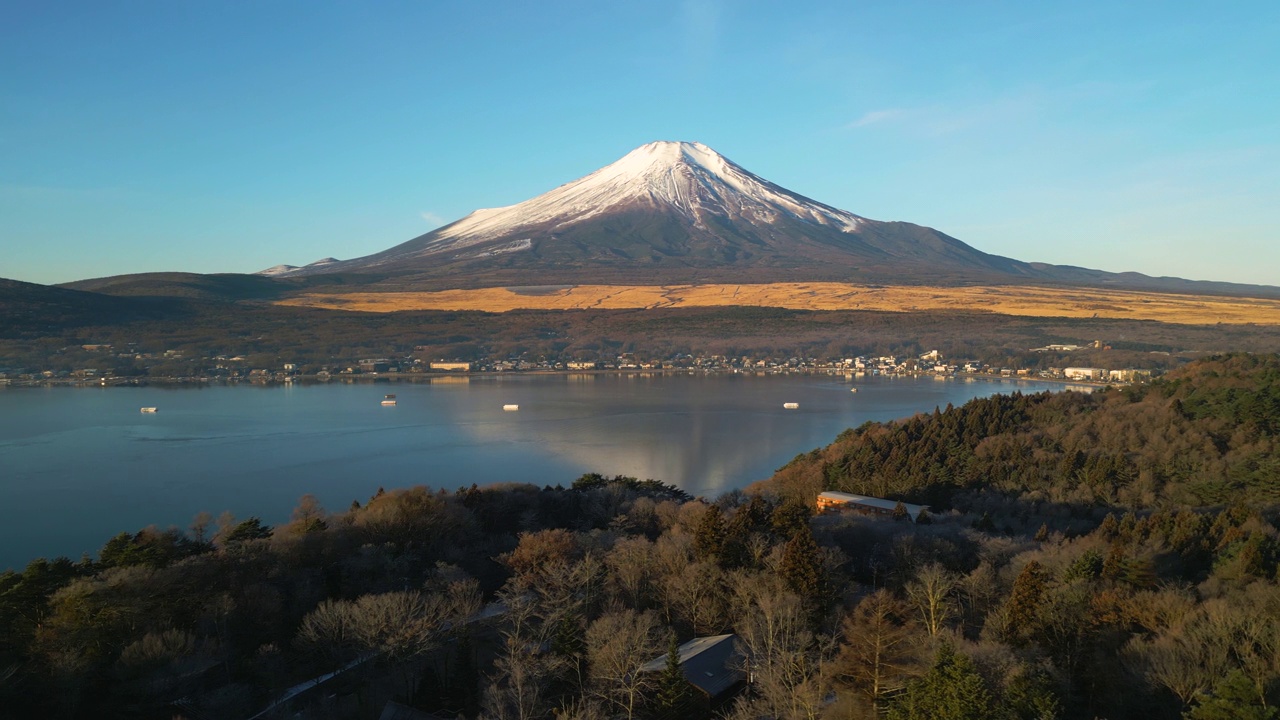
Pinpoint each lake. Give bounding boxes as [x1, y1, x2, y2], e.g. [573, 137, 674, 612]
[0, 373, 1055, 570]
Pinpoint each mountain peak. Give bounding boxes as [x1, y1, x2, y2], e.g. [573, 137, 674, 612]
[596, 140, 755, 194]
[617, 140, 720, 170]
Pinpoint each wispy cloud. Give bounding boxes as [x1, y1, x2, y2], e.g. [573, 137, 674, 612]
[845, 98, 1030, 135]
[421, 211, 446, 227]
[846, 85, 1126, 137]
[846, 109, 906, 129]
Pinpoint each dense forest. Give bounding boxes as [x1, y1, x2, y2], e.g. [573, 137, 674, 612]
[771, 353, 1280, 511]
[1, 355, 1278, 719]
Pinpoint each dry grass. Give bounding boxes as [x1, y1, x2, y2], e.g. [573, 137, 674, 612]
[275, 282, 1280, 325]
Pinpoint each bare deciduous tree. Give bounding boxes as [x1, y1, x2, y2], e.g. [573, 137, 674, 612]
[663, 561, 729, 635]
[606, 536, 657, 608]
[731, 573, 833, 720]
[296, 578, 481, 701]
[904, 563, 957, 638]
[585, 608, 663, 719]
[1125, 602, 1237, 710]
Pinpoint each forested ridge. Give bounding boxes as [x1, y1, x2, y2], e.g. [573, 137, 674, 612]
[773, 353, 1280, 512]
[1, 355, 1278, 719]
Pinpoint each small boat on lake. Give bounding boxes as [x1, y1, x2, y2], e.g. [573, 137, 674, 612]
[850, 387, 858, 393]
[140, 407, 158, 413]
[783, 402, 799, 409]
[381, 400, 397, 406]
[384, 394, 396, 399]
[503, 404, 519, 411]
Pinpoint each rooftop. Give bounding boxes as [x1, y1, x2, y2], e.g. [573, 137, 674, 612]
[641, 634, 744, 699]
[818, 491, 928, 521]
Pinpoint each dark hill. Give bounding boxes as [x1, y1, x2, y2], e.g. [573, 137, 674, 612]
[0, 278, 187, 337]
[58, 271, 390, 301]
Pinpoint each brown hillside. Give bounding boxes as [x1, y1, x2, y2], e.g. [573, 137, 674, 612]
[275, 282, 1280, 325]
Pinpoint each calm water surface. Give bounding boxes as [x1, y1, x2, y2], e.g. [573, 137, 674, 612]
[0, 373, 1054, 569]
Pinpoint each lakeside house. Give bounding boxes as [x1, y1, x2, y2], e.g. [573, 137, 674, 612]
[428, 361, 472, 372]
[641, 634, 745, 709]
[816, 491, 928, 522]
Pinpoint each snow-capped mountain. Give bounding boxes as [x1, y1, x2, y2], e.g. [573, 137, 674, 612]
[264, 141, 1037, 286]
[418, 141, 865, 251]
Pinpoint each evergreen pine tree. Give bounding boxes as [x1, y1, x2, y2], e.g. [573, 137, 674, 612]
[654, 635, 698, 720]
[694, 504, 727, 562]
[780, 526, 825, 613]
[1102, 543, 1126, 580]
[771, 500, 811, 536]
[1063, 548, 1103, 582]
[887, 644, 998, 720]
[1003, 560, 1046, 645]
[738, 495, 771, 532]
[448, 632, 480, 716]
[550, 610, 586, 683]
[973, 512, 996, 533]
[1186, 670, 1277, 720]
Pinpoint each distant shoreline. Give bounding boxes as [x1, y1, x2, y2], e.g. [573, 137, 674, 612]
[0, 367, 1109, 391]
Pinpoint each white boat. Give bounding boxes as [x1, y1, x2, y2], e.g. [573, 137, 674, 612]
[783, 402, 799, 409]
[381, 400, 397, 406]
[850, 388, 858, 393]
[140, 407, 158, 413]
[503, 404, 519, 411]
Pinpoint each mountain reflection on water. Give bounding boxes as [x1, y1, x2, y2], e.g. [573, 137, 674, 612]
[0, 373, 1045, 569]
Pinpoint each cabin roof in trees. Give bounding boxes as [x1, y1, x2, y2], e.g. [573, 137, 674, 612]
[816, 491, 928, 522]
[641, 633, 744, 699]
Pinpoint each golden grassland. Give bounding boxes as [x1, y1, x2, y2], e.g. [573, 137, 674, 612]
[275, 282, 1280, 325]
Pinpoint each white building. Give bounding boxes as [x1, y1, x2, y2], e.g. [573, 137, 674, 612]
[816, 491, 928, 522]
[1108, 368, 1153, 382]
[1064, 367, 1107, 381]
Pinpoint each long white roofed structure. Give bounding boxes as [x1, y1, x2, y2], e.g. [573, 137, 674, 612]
[816, 491, 928, 522]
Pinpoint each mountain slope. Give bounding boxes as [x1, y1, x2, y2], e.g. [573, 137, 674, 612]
[272, 141, 1044, 288]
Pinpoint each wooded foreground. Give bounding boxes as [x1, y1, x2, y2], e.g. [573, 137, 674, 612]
[2, 354, 1279, 719]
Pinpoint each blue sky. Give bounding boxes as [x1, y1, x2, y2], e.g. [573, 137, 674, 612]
[3, 1, 1278, 286]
